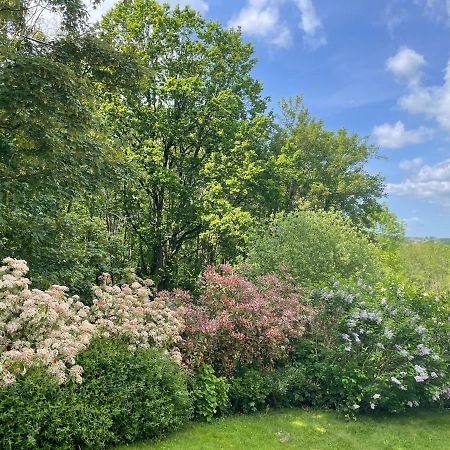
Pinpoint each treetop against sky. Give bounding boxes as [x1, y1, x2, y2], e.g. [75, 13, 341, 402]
[34, 0, 450, 236]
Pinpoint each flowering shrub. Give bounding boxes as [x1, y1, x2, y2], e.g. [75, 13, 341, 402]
[304, 282, 449, 414]
[0, 258, 95, 387]
[182, 264, 315, 375]
[89, 274, 186, 363]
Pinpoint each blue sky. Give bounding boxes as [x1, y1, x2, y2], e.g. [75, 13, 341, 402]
[92, 0, 450, 237]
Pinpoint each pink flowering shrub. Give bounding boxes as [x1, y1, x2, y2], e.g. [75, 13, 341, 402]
[89, 274, 186, 363]
[181, 264, 315, 375]
[0, 258, 95, 387]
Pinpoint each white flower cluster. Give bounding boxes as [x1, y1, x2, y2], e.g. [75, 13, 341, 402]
[1, 259, 187, 388]
[89, 277, 185, 362]
[0, 258, 95, 387]
[329, 283, 449, 411]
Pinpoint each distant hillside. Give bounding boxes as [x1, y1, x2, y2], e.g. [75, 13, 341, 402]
[406, 237, 450, 244]
[400, 240, 450, 292]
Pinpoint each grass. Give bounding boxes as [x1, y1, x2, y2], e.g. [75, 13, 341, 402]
[400, 240, 450, 293]
[115, 409, 450, 450]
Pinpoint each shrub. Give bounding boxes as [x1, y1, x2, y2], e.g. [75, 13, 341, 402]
[294, 282, 449, 414]
[266, 363, 321, 408]
[181, 264, 314, 375]
[229, 369, 270, 413]
[0, 338, 192, 449]
[89, 275, 186, 363]
[246, 206, 383, 287]
[0, 257, 95, 387]
[75, 338, 192, 445]
[190, 364, 230, 421]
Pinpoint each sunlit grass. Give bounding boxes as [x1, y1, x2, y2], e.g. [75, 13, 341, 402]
[400, 241, 450, 292]
[114, 409, 450, 450]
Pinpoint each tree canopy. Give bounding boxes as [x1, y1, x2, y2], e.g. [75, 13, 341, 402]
[0, 0, 392, 293]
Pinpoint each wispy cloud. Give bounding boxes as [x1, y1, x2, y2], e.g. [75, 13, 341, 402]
[383, 1, 408, 35]
[414, 0, 450, 24]
[294, 0, 326, 49]
[229, 0, 326, 49]
[372, 121, 433, 149]
[228, 0, 292, 48]
[399, 157, 425, 170]
[387, 158, 450, 206]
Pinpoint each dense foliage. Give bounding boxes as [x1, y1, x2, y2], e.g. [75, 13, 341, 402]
[0, 1, 449, 448]
[0, 257, 185, 387]
[246, 205, 383, 286]
[0, 339, 191, 449]
[181, 264, 314, 375]
[1, 0, 389, 293]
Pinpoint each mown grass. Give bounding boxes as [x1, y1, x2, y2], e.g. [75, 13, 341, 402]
[400, 240, 450, 293]
[115, 409, 450, 450]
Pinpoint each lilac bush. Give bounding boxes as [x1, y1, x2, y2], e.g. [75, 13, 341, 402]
[308, 281, 449, 413]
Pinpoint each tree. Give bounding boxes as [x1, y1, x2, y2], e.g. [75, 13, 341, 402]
[0, 0, 139, 295]
[271, 96, 385, 226]
[245, 203, 383, 287]
[99, 0, 271, 287]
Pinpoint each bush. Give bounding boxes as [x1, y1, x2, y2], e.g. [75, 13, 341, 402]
[90, 276, 186, 362]
[0, 338, 192, 449]
[190, 364, 230, 421]
[246, 206, 383, 287]
[229, 369, 270, 414]
[75, 338, 192, 445]
[266, 363, 322, 408]
[181, 264, 314, 375]
[0, 257, 95, 387]
[292, 282, 449, 414]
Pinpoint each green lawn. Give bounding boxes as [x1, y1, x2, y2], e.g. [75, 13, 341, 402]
[115, 409, 450, 450]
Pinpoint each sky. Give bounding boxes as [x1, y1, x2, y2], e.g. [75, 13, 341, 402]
[89, 0, 450, 237]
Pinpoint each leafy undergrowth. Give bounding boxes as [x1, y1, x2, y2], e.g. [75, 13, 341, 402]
[114, 409, 450, 450]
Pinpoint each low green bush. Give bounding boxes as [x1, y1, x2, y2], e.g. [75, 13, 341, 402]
[229, 369, 270, 413]
[190, 364, 230, 421]
[0, 338, 192, 449]
[75, 338, 192, 445]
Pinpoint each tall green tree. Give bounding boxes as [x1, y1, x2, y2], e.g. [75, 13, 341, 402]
[99, 0, 271, 287]
[271, 96, 385, 225]
[0, 0, 139, 294]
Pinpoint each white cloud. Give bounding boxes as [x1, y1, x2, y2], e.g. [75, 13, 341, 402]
[372, 121, 433, 148]
[403, 216, 424, 225]
[229, 0, 325, 49]
[295, 0, 326, 49]
[228, 0, 291, 48]
[399, 57, 450, 131]
[383, 1, 408, 34]
[416, 158, 450, 181]
[386, 47, 425, 86]
[387, 158, 450, 206]
[399, 157, 425, 170]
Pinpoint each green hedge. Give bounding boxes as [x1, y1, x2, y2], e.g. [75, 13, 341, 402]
[0, 338, 192, 449]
